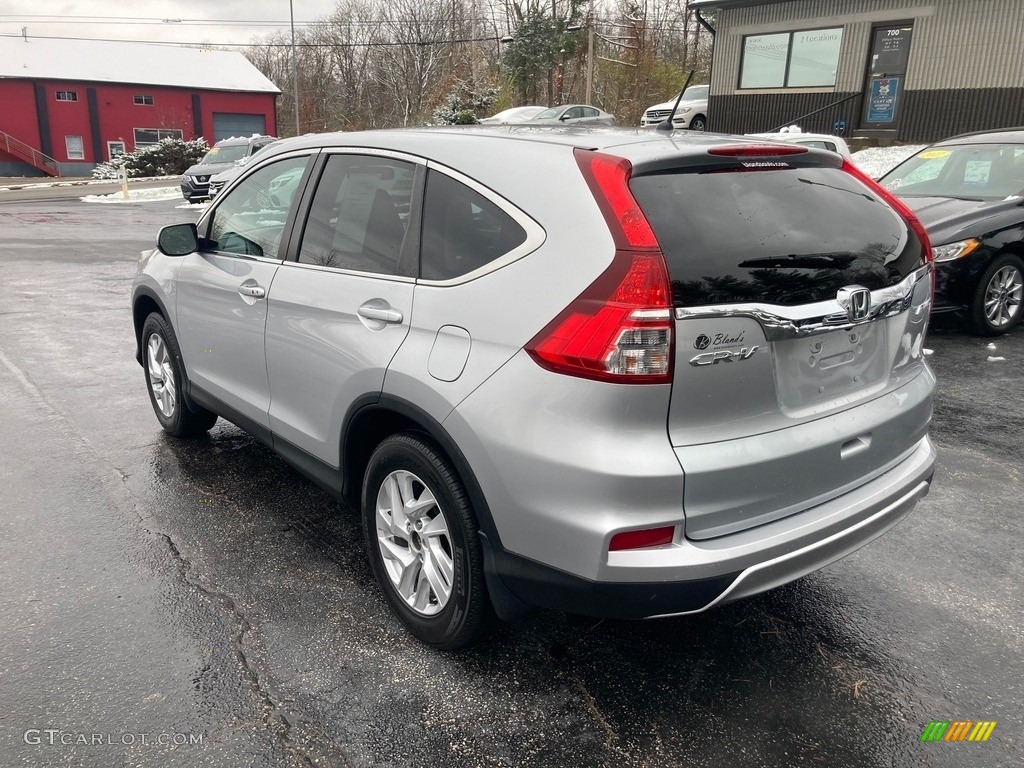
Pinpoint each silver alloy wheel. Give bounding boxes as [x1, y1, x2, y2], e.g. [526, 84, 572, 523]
[146, 332, 176, 418]
[984, 265, 1023, 327]
[375, 469, 454, 616]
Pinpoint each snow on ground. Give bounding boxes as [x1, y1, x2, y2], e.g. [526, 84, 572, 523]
[0, 175, 178, 191]
[81, 187, 182, 204]
[176, 201, 210, 210]
[851, 145, 924, 179]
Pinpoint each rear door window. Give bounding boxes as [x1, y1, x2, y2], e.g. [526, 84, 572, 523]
[630, 166, 924, 307]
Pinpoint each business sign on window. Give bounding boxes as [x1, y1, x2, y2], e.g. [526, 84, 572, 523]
[789, 29, 843, 87]
[740, 28, 843, 89]
[867, 77, 900, 123]
[741, 33, 789, 88]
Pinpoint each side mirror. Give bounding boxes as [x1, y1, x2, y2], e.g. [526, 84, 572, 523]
[157, 223, 199, 257]
[559, 114, 571, 121]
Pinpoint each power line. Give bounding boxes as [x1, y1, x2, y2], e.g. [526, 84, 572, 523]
[0, 32, 504, 49]
[1, 16, 499, 28]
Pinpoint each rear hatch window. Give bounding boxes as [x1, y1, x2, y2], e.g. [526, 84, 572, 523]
[630, 165, 925, 307]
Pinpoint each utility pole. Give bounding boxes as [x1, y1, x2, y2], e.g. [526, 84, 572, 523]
[585, 21, 594, 104]
[289, 0, 300, 136]
[471, 0, 478, 81]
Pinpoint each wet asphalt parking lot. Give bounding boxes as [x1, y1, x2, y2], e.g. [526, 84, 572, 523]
[0, 192, 1021, 768]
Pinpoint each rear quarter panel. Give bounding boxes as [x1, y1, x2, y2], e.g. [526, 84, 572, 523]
[384, 138, 618, 424]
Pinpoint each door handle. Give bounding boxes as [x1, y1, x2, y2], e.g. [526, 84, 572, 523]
[357, 305, 403, 324]
[238, 284, 266, 299]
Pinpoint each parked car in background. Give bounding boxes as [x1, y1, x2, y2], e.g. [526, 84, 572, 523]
[530, 105, 616, 126]
[180, 134, 277, 202]
[479, 106, 546, 124]
[747, 130, 853, 158]
[208, 140, 280, 200]
[640, 84, 708, 131]
[134, 127, 935, 648]
[879, 128, 1024, 335]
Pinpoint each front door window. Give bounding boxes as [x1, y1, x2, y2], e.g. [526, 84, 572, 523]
[207, 156, 309, 259]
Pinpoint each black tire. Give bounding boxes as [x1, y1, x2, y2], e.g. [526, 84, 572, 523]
[689, 114, 707, 132]
[968, 253, 1024, 336]
[141, 313, 218, 437]
[362, 433, 492, 649]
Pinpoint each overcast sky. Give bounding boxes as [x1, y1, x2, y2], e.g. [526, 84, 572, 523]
[0, 0, 340, 47]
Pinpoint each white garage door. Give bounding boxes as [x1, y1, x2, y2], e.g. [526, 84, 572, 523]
[212, 113, 267, 142]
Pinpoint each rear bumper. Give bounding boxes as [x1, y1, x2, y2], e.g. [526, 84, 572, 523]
[487, 434, 935, 619]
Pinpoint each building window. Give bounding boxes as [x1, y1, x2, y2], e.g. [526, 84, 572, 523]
[740, 27, 843, 89]
[107, 141, 126, 160]
[65, 135, 85, 160]
[55, 90, 78, 102]
[133, 128, 184, 148]
[133, 95, 155, 106]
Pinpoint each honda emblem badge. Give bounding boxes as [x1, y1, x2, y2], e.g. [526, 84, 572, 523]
[837, 286, 871, 322]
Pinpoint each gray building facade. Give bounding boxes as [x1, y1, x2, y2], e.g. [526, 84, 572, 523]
[692, 0, 1024, 142]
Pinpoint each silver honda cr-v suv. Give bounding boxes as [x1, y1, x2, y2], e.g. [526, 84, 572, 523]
[132, 127, 936, 648]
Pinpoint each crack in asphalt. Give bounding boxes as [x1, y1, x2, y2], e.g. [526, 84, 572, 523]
[570, 676, 636, 765]
[160, 533, 341, 768]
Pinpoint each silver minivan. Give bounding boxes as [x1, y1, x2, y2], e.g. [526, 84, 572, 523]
[133, 127, 936, 648]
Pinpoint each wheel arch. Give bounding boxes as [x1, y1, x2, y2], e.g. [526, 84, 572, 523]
[132, 288, 172, 366]
[340, 396, 497, 541]
[995, 240, 1024, 260]
[340, 395, 531, 620]
[134, 288, 206, 415]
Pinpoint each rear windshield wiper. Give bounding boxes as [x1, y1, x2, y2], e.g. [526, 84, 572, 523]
[797, 177, 875, 201]
[739, 252, 857, 270]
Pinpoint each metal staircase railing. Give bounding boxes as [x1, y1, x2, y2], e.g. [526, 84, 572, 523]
[0, 130, 60, 176]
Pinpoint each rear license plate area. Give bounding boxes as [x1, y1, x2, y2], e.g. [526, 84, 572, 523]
[774, 325, 888, 416]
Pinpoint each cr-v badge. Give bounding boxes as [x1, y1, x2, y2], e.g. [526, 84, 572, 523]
[689, 346, 760, 366]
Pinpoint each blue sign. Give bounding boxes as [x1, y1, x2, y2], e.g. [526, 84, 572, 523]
[867, 77, 900, 123]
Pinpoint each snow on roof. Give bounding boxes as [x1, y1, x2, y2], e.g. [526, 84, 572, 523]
[0, 36, 280, 94]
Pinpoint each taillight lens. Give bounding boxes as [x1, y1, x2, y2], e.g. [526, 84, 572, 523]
[841, 158, 934, 265]
[609, 525, 675, 551]
[574, 149, 658, 250]
[525, 151, 673, 384]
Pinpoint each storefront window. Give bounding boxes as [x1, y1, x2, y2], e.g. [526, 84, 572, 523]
[740, 27, 843, 89]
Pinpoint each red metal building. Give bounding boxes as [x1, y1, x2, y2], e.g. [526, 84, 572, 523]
[0, 36, 280, 177]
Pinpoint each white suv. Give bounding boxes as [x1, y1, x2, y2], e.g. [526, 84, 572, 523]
[640, 85, 708, 131]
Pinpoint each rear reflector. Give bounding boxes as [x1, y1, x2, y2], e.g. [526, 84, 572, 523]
[609, 526, 675, 551]
[708, 144, 809, 157]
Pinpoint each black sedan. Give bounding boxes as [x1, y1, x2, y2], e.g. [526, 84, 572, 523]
[879, 129, 1024, 335]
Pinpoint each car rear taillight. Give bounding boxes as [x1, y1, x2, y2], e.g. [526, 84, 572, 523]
[524, 150, 673, 384]
[841, 158, 934, 265]
[609, 525, 675, 551]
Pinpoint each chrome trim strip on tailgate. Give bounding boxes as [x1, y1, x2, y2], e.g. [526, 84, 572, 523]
[674, 265, 932, 340]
